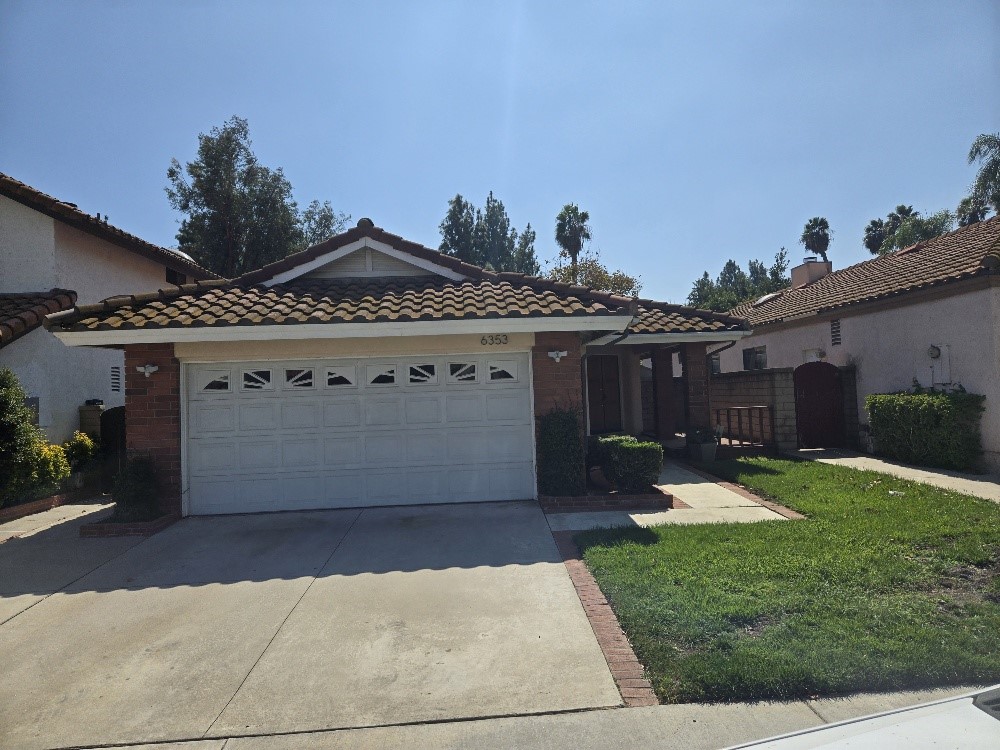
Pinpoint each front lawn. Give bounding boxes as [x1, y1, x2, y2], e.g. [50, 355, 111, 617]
[577, 458, 1000, 703]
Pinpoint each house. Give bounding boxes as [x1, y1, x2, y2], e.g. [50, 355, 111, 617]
[0, 173, 217, 442]
[45, 219, 749, 515]
[721, 217, 1000, 471]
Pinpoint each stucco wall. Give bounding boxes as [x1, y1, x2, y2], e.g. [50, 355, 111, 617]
[0, 330, 126, 443]
[0, 195, 56, 291]
[720, 285, 1000, 471]
[1, 203, 175, 443]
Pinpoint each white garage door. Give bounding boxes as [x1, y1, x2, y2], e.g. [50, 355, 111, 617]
[185, 353, 535, 515]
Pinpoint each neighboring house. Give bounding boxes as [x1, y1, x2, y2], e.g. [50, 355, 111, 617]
[0, 173, 217, 442]
[723, 217, 1000, 471]
[46, 219, 748, 516]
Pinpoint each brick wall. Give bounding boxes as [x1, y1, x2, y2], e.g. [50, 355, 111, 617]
[531, 331, 583, 416]
[124, 343, 181, 515]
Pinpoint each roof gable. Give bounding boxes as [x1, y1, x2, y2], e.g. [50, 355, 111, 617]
[0, 289, 77, 348]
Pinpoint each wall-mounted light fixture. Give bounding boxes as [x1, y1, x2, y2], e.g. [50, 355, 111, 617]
[136, 364, 159, 378]
[548, 350, 568, 363]
[927, 345, 941, 359]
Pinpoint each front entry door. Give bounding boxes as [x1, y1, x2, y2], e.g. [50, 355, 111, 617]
[587, 355, 623, 434]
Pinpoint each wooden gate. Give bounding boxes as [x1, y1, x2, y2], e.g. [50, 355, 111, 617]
[793, 362, 844, 448]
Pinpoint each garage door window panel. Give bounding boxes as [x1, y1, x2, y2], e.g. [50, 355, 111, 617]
[199, 370, 232, 393]
[325, 366, 356, 388]
[284, 368, 315, 389]
[488, 361, 518, 382]
[242, 369, 273, 391]
[367, 364, 397, 386]
[408, 364, 437, 384]
[448, 363, 478, 383]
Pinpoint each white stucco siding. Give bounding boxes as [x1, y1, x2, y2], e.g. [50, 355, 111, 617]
[720, 286, 1000, 471]
[0, 330, 125, 443]
[54, 223, 170, 304]
[0, 195, 56, 292]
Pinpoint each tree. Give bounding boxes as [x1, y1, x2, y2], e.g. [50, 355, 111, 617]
[864, 205, 921, 255]
[166, 116, 348, 278]
[0, 368, 42, 504]
[879, 210, 955, 252]
[687, 249, 789, 312]
[546, 248, 641, 296]
[300, 200, 350, 247]
[957, 195, 990, 227]
[799, 217, 831, 262]
[968, 132, 1000, 213]
[555, 204, 592, 283]
[438, 192, 538, 273]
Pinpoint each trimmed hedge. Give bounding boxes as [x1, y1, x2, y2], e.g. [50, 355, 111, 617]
[594, 435, 664, 493]
[866, 389, 986, 471]
[537, 407, 586, 496]
[587, 433, 636, 469]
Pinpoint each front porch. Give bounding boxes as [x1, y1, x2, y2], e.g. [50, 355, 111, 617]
[582, 339, 776, 456]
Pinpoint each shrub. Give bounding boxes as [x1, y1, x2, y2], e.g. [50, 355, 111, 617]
[0, 368, 46, 505]
[111, 454, 161, 520]
[537, 407, 586, 496]
[866, 389, 986, 471]
[63, 431, 97, 471]
[603, 439, 664, 493]
[30, 442, 71, 489]
[587, 433, 636, 468]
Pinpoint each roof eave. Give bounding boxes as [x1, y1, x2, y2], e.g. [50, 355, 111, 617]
[50, 314, 636, 347]
[586, 330, 752, 347]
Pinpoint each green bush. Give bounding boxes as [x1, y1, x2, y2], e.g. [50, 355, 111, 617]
[63, 431, 97, 471]
[29, 442, 71, 489]
[0, 368, 47, 505]
[111, 454, 161, 520]
[603, 438, 664, 493]
[587, 433, 636, 468]
[866, 389, 986, 471]
[537, 407, 586, 496]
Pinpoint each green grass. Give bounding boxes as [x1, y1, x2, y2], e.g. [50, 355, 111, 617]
[577, 457, 1000, 703]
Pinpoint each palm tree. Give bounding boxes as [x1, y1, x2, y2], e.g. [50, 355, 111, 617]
[555, 204, 591, 284]
[799, 217, 831, 263]
[968, 132, 1000, 212]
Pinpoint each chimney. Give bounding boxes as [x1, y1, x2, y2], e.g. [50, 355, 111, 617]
[791, 256, 832, 289]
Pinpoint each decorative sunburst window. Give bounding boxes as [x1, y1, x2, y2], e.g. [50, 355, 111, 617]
[408, 364, 437, 384]
[448, 363, 477, 383]
[284, 368, 314, 388]
[242, 369, 273, 391]
[326, 366, 356, 387]
[367, 365, 396, 385]
[488, 361, 517, 381]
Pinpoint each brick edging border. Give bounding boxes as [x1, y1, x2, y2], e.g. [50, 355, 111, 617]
[80, 513, 180, 538]
[680, 463, 806, 520]
[551, 530, 658, 707]
[0, 489, 105, 524]
[540, 488, 673, 513]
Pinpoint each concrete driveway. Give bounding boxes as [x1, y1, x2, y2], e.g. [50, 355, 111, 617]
[0, 502, 620, 750]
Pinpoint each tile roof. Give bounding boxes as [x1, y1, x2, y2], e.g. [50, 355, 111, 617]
[0, 290, 77, 348]
[0, 172, 219, 280]
[45, 221, 748, 338]
[731, 216, 1000, 327]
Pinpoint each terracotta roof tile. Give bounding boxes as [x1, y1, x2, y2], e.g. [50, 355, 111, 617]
[45, 222, 748, 337]
[0, 289, 77, 348]
[731, 217, 1000, 326]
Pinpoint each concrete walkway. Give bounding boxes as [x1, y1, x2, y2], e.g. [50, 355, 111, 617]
[69, 685, 984, 750]
[790, 449, 1000, 503]
[547, 461, 787, 532]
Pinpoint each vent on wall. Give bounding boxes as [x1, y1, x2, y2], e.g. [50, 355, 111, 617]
[830, 319, 842, 346]
[110, 366, 123, 393]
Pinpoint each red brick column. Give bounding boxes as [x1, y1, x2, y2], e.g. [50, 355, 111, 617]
[681, 341, 711, 430]
[651, 347, 675, 438]
[124, 343, 182, 516]
[531, 331, 583, 416]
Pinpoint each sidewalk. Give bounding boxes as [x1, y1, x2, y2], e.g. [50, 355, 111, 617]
[71, 685, 983, 750]
[546, 461, 791, 532]
[789, 449, 1000, 503]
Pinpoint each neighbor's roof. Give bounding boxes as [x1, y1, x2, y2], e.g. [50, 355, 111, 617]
[731, 216, 1000, 327]
[45, 221, 748, 337]
[0, 172, 219, 280]
[0, 290, 77, 348]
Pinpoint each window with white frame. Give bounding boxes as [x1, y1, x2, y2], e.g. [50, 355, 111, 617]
[242, 369, 273, 390]
[448, 363, 478, 382]
[408, 364, 437, 384]
[742, 346, 767, 371]
[326, 366, 356, 387]
[367, 365, 396, 385]
[284, 368, 314, 388]
[488, 360, 517, 381]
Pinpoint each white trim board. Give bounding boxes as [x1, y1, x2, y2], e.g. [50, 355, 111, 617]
[264, 237, 466, 285]
[586, 330, 751, 347]
[53, 315, 636, 347]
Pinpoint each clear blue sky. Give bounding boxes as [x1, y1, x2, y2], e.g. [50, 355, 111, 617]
[2, 1, 997, 302]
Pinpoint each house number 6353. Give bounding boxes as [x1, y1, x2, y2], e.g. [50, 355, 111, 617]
[481, 335, 509, 346]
